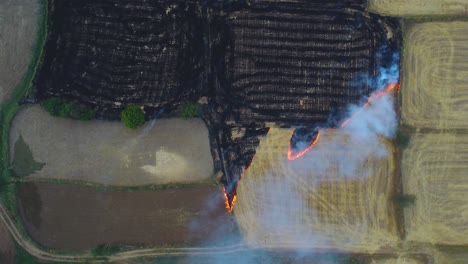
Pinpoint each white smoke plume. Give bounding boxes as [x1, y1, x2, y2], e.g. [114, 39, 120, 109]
[187, 53, 400, 262]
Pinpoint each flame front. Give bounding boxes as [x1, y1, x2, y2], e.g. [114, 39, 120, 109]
[287, 131, 321, 160]
[223, 186, 237, 213]
[341, 82, 399, 128]
[225, 84, 399, 212]
[288, 82, 399, 160]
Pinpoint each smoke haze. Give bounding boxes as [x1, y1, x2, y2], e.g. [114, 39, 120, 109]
[187, 53, 400, 263]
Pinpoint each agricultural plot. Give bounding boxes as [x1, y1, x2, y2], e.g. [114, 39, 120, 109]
[10, 106, 213, 185]
[235, 128, 398, 253]
[402, 22, 468, 129]
[17, 182, 231, 250]
[0, 220, 14, 263]
[206, 0, 397, 189]
[402, 132, 468, 245]
[0, 0, 40, 103]
[369, 0, 468, 16]
[36, 0, 203, 117]
[219, 0, 393, 126]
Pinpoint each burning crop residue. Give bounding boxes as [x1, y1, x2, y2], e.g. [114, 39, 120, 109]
[287, 82, 400, 161]
[288, 129, 321, 161]
[223, 185, 237, 213]
[223, 82, 399, 213]
[341, 82, 400, 128]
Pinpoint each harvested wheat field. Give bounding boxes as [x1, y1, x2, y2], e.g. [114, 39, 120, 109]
[0, 0, 40, 103]
[403, 132, 468, 245]
[402, 22, 468, 129]
[369, 0, 468, 16]
[17, 182, 232, 250]
[235, 128, 398, 253]
[10, 106, 213, 185]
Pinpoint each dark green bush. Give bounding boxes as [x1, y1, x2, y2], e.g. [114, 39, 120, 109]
[121, 104, 145, 129]
[392, 194, 416, 208]
[67, 102, 97, 120]
[40, 97, 96, 120]
[177, 102, 199, 119]
[40, 97, 65, 117]
[395, 129, 411, 148]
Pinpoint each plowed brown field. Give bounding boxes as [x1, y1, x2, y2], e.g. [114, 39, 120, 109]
[0, 220, 14, 263]
[17, 182, 233, 251]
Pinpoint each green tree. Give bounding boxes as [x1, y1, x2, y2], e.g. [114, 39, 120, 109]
[121, 104, 145, 129]
[177, 101, 199, 119]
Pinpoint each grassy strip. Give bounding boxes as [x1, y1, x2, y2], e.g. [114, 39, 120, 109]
[17, 177, 219, 192]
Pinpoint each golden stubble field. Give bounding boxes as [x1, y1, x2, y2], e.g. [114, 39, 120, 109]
[400, 20, 468, 248]
[402, 22, 468, 129]
[0, 0, 40, 103]
[235, 128, 398, 253]
[369, 0, 468, 16]
[402, 132, 468, 245]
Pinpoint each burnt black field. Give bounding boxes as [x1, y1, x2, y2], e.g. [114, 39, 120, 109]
[35, 0, 399, 188]
[37, 0, 204, 118]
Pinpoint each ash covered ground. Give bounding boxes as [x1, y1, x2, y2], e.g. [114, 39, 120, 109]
[35, 0, 399, 191]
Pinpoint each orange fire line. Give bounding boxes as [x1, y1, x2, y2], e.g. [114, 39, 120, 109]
[225, 83, 399, 212]
[287, 131, 321, 160]
[288, 82, 399, 161]
[341, 82, 399, 128]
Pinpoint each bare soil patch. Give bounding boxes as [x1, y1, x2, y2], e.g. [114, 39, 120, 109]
[369, 0, 468, 16]
[0, 0, 40, 103]
[0, 220, 15, 263]
[10, 106, 213, 185]
[402, 22, 468, 129]
[17, 182, 233, 251]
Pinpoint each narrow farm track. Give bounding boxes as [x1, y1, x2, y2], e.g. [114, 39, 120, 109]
[0, 200, 251, 262]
